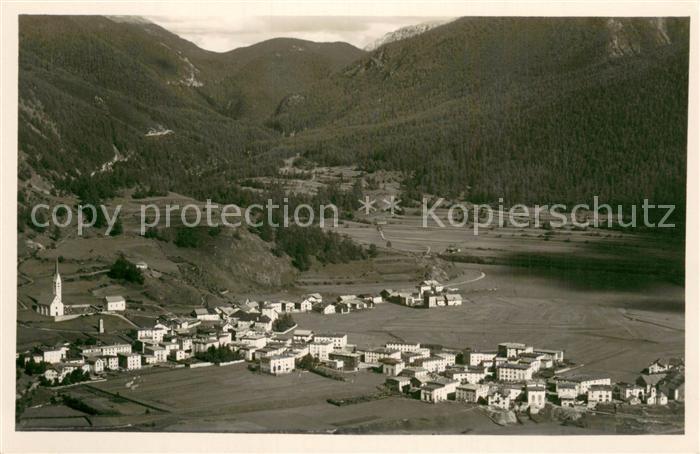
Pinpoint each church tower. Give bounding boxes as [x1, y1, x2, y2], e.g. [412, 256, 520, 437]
[50, 259, 64, 317]
[52, 259, 62, 298]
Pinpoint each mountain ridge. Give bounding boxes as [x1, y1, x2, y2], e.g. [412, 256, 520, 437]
[17, 15, 690, 209]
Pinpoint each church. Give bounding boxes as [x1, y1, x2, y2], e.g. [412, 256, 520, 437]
[35, 260, 64, 318]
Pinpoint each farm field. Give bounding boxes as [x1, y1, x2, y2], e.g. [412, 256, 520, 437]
[25, 364, 604, 434]
[295, 260, 683, 384]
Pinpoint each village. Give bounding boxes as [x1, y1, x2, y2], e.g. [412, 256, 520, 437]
[18, 262, 685, 420]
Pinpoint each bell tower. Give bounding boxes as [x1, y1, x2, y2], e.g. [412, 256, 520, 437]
[52, 259, 62, 299]
[50, 259, 64, 317]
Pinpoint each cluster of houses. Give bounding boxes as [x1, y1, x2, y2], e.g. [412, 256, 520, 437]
[25, 271, 684, 415]
[24, 292, 345, 382]
[24, 342, 136, 384]
[311, 293, 383, 315]
[382, 280, 463, 308]
[23, 325, 686, 417]
[379, 341, 685, 414]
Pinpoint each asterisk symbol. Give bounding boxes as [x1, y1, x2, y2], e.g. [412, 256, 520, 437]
[358, 196, 376, 215]
[383, 196, 401, 214]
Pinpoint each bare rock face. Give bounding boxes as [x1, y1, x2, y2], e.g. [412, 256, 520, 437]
[606, 18, 673, 58]
[364, 21, 451, 51]
[485, 408, 518, 426]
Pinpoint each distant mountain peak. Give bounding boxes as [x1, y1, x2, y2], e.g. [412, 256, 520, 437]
[364, 20, 452, 51]
[105, 15, 154, 25]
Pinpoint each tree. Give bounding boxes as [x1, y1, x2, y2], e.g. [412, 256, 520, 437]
[194, 345, 242, 364]
[109, 217, 123, 236]
[174, 227, 202, 248]
[272, 313, 295, 332]
[296, 354, 318, 370]
[108, 255, 144, 284]
[368, 243, 378, 258]
[23, 358, 47, 375]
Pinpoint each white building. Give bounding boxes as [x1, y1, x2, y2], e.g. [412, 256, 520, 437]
[86, 357, 104, 374]
[363, 295, 383, 305]
[497, 342, 532, 358]
[568, 376, 612, 395]
[118, 353, 142, 370]
[421, 383, 448, 403]
[617, 383, 646, 401]
[240, 333, 268, 349]
[417, 280, 444, 297]
[533, 348, 565, 363]
[280, 301, 296, 313]
[646, 387, 669, 406]
[308, 341, 334, 361]
[104, 295, 126, 311]
[363, 348, 401, 364]
[556, 382, 578, 400]
[446, 366, 488, 384]
[314, 333, 347, 349]
[385, 342, 421, 353]
[380, 358, 405, 376]
[36, 261, 64, 318]
[170, 349, 190, 361]
[399, 366, 429, 379]
[137, 324, 169, 343]
[587, 385, 613, 407]
[415, 356, 449, 373]
[144, 345, 167, 363]
[102, 355, 119, 370]
[468, 350, 497, 367]
[496, 363, 534, 382]
[456, 383, 490, 403]
[178, 337, 193, 351]
[260, 354, 296, 375]
[40, 347, 67, 364]
[295, 299, 313, 312]
[435, 351, 457, 367]
[292, 329, 314, 343]
[99, 344, 132, 357]
[526, 383, 547, 412]
[444, 294, 463, 306]
[260, 305, 280, 321]
[313, 303, 336, 315]
[192, 308, 220, 321]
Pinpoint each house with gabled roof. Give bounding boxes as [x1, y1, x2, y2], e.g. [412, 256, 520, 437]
[658, 370, 685, 401]
[313, 302, 336, 315]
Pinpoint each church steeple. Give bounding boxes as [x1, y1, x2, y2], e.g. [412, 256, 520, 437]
[52, 258, 61, 297]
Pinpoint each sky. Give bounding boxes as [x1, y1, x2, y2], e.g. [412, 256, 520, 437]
[144, 16, 450, 52]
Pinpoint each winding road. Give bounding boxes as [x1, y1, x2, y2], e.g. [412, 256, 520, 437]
[447, 271, 487, 287]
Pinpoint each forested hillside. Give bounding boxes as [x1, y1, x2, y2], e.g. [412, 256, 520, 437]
[18, 15, 365, 200]
[269, 17, 689, 206]
[18, 15, 689, 210]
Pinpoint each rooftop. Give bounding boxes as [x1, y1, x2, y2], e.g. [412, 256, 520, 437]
[499, 362, 530, 370]
[104, 295, 125, 303]
[315, 333, 347, 338]
[499, 342, 527, 348]
[589, 384, 613, 391]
